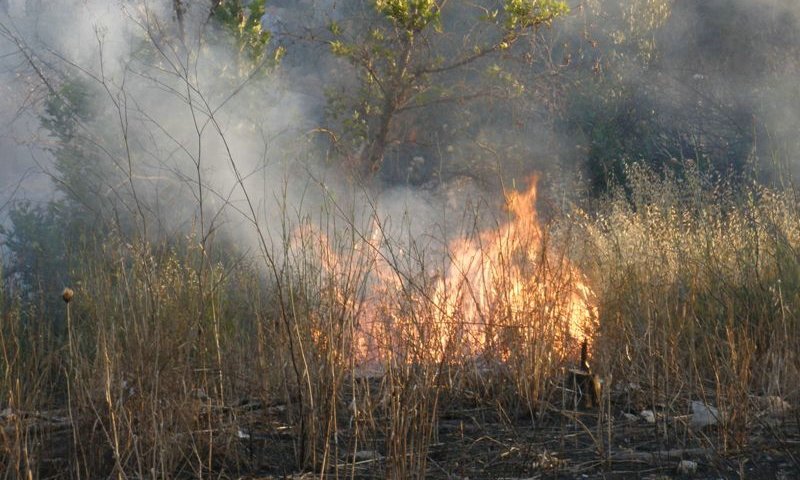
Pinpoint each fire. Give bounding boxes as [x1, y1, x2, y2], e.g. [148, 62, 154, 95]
[427, 176, 597, 361]
[295, 177, 597, 366]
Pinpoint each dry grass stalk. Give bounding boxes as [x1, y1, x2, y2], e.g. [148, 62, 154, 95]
[1, 168, 798, 477]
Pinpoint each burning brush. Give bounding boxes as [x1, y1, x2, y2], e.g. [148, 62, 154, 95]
[424, 175, 598, 361]
[301, 176, 599, 369]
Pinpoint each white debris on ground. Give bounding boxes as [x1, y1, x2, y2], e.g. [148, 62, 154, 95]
[639, 409, 656, 424]
[677, 459, 698, 474]
[690, 400, 723, 429]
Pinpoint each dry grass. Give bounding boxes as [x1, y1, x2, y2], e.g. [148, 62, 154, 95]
[572, 165, 800, 449]
[1, 167, 799, 478]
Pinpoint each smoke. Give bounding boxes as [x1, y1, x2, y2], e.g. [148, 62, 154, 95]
[0, 0, 472, 272]
[0, 3, 54, 216]
[2, 0, 800, 251]
[549, 0, 800, 188]
[0, 2, 309, 242]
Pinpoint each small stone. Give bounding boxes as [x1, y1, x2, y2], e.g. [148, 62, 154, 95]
[677, 459, 698, 474]
[640, 409, 656, 424]
[691, 401, 722, 428]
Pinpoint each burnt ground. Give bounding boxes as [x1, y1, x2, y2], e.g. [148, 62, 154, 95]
[8, 382, 799, 479]
[232, 381, 800, 480]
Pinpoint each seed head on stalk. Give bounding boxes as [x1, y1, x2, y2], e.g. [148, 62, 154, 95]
[62, 287, 76, 361]
[62, 287, 74, 303]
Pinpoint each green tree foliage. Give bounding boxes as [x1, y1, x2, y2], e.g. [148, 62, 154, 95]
[375, 0, 440, 31]
[504, 0, 568, 29]
[558, 0, 800, 191]
[1, 78, 112, 314]
[553, 0, 675, 192]
[41, 80, 117, 221]
[326, 0, 569, 179]
[1, 1, 278, 311]
[212, 0, 278, 65]
[1, 202, 67, 301]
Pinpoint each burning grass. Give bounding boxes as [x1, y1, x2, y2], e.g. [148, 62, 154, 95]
[1, 168, 799, 478]
[345, 176, 597, 369]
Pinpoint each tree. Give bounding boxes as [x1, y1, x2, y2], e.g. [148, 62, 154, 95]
[211, 0, 275, 65]
[325, 0, 569, 180]
[0, 0, 277, 301]
[557, 0, 800, 192]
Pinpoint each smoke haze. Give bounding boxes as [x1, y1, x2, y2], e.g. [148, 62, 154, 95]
[1, 0, 800, 244]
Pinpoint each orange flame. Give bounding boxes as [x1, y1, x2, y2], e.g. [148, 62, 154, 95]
[296, 177, 597, 366]
[427, 176, 596, 361]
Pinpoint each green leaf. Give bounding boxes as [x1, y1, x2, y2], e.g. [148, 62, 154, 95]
[504, 0, 569, 30]
[374, 0, 440, 32]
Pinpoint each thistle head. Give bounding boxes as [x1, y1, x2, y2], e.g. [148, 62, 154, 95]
[62, 287, 74, 304]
